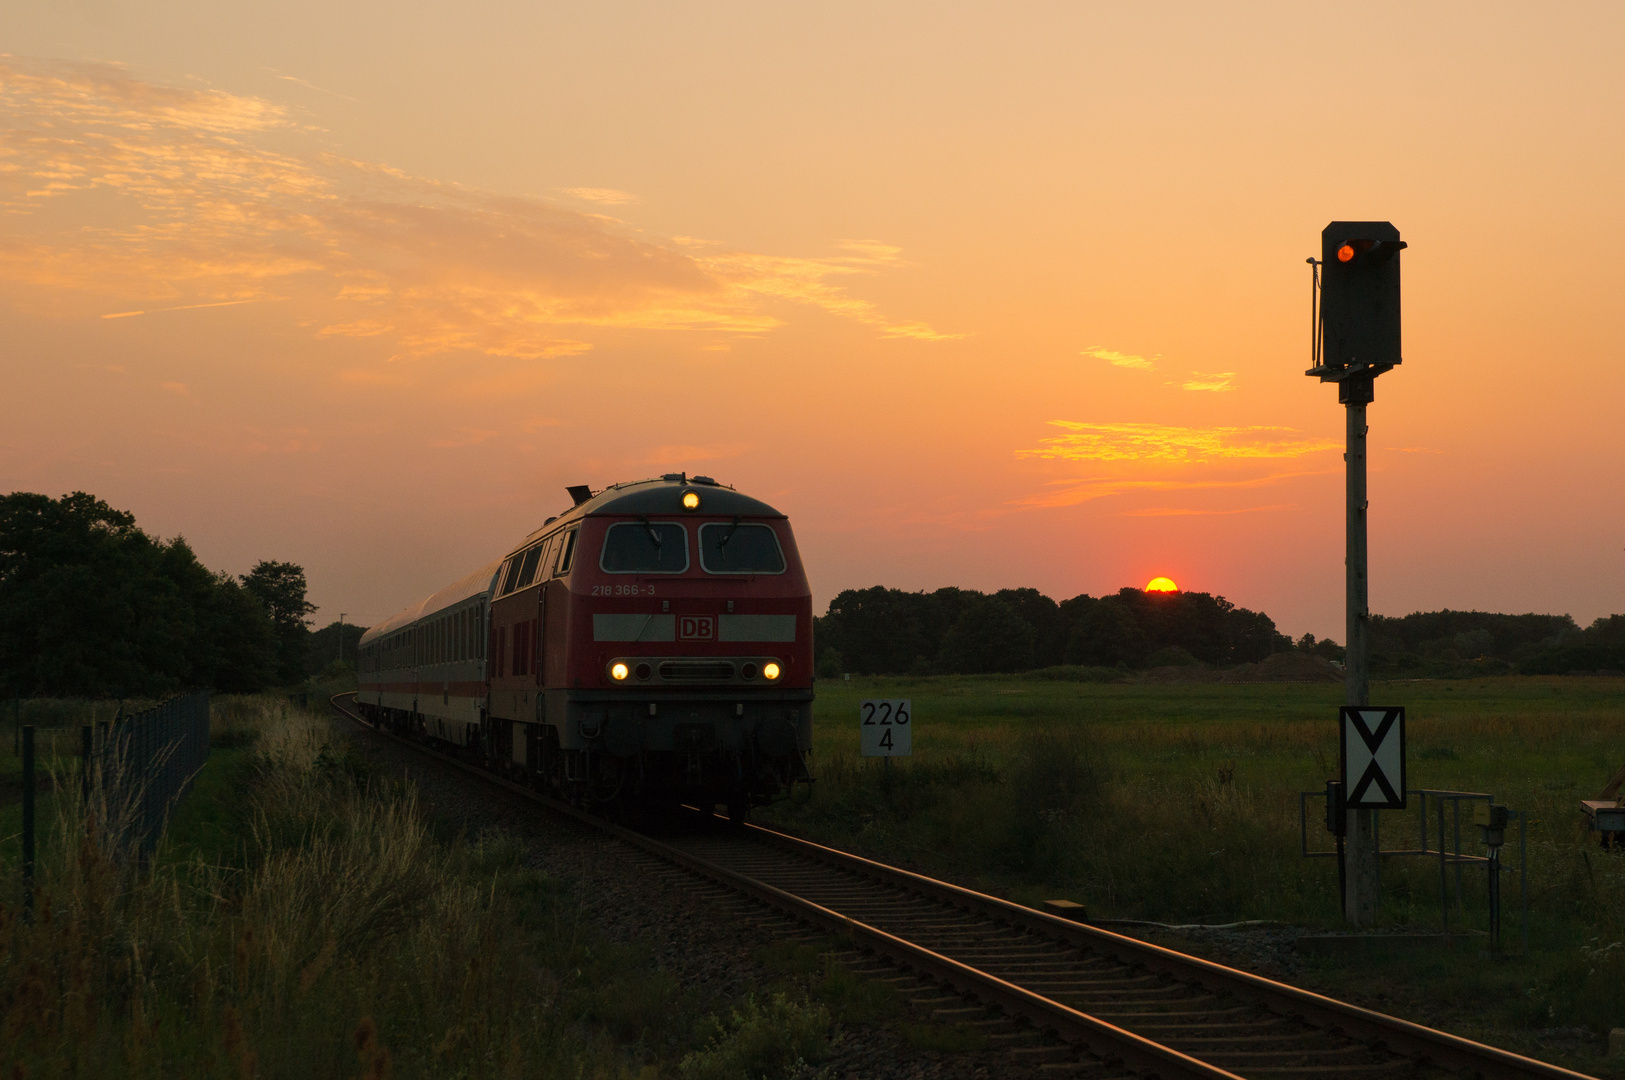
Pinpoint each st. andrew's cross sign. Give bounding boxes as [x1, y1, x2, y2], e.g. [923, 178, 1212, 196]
[1340, 706, 1407, 810]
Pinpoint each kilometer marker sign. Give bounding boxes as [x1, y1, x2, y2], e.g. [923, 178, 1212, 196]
[860, 699, 912, 757]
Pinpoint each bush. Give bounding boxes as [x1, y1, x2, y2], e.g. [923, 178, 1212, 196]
[678, 992, 829, 1080]
[0, 696, 696, 1077]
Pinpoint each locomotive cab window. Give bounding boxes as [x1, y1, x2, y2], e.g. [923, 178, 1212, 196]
[600, 522, 688, 574]
[698, 522, 786, 574]
[555, 529, 578, 575]
[499, 556, 523, 596]
[515, 543, 545, 589]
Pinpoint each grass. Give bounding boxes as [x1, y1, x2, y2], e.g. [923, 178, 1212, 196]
[759, 673, 1625, 1075]
[0, 695, 837, 1079]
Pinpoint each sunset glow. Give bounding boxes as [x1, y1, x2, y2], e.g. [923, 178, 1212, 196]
[3, 5, 1623, 642]
[1145, 578, 1180, 594]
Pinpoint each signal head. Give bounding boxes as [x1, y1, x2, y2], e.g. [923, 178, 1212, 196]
[1317, 221, 1404, 379]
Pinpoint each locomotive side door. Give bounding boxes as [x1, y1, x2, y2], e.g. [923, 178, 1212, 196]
[532, 532, 562, 688]
[540, 527, 578, 690]
[536, 535, 556, 687]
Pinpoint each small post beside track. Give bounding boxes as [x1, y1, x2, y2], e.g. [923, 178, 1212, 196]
[22, 725, 35, 918]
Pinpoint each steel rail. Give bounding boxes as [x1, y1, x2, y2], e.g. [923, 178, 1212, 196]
[739, 822, 1594, 1080]
[328, 693, 1595, 1080]
[329, 694, 1232, 1078]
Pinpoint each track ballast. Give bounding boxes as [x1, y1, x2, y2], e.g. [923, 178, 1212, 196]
[329, 692, 1595, 1080]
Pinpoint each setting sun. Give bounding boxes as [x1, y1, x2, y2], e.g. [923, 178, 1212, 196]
[1145, 577, 1180, 593]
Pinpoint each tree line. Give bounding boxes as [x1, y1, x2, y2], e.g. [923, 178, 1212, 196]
[0, 492, 324, 697]
[814, 585, 1290, 676]
[814, 586, 1625, 679]
[1369, 609, 1625, 675]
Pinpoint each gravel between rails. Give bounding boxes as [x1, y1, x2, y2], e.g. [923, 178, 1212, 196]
[330, 713, 1036, 1080]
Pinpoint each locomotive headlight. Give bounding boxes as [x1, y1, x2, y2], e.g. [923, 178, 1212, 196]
[610, 662, 630, 681]
[763, 662, 781, 681]
[682, 491, 700, 510]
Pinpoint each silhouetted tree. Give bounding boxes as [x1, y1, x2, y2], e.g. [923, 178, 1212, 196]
[243, 560, 316, 685]
[0, 491, 286, 696]
[1067, 599, 1151, 667]
[938, 595, 1036, 674]
[308, 618, 368, 674]
[995, 588, 1063, 667]
[204, 574, 280, 691]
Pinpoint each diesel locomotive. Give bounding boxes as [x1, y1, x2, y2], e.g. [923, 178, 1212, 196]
[355, 475, 814, 819]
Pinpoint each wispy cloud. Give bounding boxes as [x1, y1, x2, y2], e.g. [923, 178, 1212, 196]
[1081, 345, 1158, 371]
[429, 428, 499, 449]
[1178, 371, 1236, 392]
[102, 299, 274, 320]
[0, 58, 954, 360]
[645, 443, 750, 464]
[1019, 421, 1340, 464]
[1120, 503, 1291, 517]
[270, 72, 357, 102]
[563, 187, 637, 205]
[1012, 470, 1332, 510]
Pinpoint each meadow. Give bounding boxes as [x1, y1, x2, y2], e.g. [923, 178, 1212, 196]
[7, 677, 1625, 1075]
[0, 695, 827, 1079]
[758, 673, 1625, 1068]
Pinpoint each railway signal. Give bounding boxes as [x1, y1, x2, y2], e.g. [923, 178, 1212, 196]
[1340, 707, 1406, 810]
[1307, 220, 1407, 927]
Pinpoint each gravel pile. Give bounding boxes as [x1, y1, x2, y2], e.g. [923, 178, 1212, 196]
[333, 716, 1040, 1079]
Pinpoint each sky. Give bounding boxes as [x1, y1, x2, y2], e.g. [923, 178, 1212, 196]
[2, 2, 1623, 640]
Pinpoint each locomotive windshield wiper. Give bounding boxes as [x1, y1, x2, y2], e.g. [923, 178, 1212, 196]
[638, 516, 662, 547]
[717, 516, 742, 552]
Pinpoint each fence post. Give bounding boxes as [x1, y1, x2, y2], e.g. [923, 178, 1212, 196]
[22, 726, 35, 918]
[81, 724, 92, 805]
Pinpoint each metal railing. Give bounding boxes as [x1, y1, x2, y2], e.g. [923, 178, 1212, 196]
[1300, 785, 1528, 952]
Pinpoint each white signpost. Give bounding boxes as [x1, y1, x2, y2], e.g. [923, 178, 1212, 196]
[1340, 706, 1406, 810]
[860, 699, 912, 758]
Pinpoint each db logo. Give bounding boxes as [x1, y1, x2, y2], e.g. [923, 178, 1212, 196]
[678, 615, 716, 641]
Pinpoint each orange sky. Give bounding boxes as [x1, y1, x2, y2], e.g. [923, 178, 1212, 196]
[3, 4, 1624, 639]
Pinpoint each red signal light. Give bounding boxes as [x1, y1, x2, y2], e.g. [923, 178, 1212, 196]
[1337, 244, 1356, 263]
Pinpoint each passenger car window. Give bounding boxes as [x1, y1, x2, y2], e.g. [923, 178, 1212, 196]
[600, 522, 688, 574]
[698, 522, 786, 574]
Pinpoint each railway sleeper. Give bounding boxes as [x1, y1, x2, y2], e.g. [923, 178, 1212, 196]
[1193, 1045, 1378, 1063]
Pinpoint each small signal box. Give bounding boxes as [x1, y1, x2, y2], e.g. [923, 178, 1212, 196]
[1308, 220, 1406, 404]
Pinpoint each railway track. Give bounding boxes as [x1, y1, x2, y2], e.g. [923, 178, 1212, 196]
[328, 692, 1594, 1080]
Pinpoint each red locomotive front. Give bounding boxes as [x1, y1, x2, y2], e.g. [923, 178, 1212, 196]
[485, 475, 813, 818]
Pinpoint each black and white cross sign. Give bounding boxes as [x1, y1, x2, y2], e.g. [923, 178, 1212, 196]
[1340, 706, 1407, 810]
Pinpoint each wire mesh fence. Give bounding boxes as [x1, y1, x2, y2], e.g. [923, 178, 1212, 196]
[80, 690, 211, 857]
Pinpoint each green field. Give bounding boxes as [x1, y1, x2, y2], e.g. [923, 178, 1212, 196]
[0, 696, 832, 1079]
[759, 673, 1625, 1071]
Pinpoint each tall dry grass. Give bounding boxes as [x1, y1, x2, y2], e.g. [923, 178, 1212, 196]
[0, 697, 722, 1078]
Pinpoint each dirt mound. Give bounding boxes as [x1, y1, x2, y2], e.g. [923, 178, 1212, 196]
[1137, 664, 1221, 684]
[1219, 651, 1344, 684]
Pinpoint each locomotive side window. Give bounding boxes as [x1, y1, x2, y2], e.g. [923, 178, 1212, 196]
[698, 522, 786, 574]
[515, 544, 544, 589]
[499, 556, 523, 596]
[600, 522, 688, 574]
[556, 529, 578, 575]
